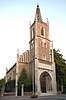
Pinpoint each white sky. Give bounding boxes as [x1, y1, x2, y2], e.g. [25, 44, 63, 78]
[0, 0, 66, 79]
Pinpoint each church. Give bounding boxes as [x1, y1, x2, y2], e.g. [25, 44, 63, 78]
[5, 4, 57, 96]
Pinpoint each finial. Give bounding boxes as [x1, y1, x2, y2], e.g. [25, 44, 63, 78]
[17, 49, 19, 54]
[37, 3, 39, 8]
[47, 18, 48, 21]
[17, 49, 19, 62]
[51, 41, 53, 49]
[47, 18, 49, 25]
[29, 21, 31, 27]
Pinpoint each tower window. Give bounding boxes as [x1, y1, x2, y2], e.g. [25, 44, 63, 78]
[41, 41, 47, 48]
[41, 42, 44, 47]
[43, 55, 46, 60]
[44, 43, 47, 48]
[44, 28, 45, 37]
[41, 27, 44, 36]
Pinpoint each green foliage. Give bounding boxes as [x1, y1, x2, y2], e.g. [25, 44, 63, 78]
[0, 78, 5, 92]
[18, 68, 29, 86]
[5, 79, 15, 92]
[54, 49, 66, 93]
[18, 68, 32, 95]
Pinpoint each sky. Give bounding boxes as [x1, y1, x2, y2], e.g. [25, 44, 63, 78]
[0, 0, 66, 79]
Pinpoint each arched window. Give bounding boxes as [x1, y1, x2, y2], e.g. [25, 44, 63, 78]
[41, 41, 44, 47]
[43, 55, 46, 60]
[44, 43, 47, 48]
[41, 27, 44, 36]
[44, 28, 45, 37]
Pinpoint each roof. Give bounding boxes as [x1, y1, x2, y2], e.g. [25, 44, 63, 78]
[6, 63, 16, 74]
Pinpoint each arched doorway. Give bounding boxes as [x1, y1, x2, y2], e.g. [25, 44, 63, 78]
[40, 71, 52, 93]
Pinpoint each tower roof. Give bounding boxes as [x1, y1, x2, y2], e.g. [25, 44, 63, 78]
[34, 4, 42, 22]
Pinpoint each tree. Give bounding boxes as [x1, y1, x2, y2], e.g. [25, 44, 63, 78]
[54, 49, 66, 93]
[18, 68, 32, 95]
[0, 78, 5, 92]
[5, 79, 15, 92]
[18, 68, 29, 86]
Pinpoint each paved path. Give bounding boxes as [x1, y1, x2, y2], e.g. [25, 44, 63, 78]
[0, 95, 66, 100]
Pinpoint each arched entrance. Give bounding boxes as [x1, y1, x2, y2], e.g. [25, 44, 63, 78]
[40, 71, 52, 93]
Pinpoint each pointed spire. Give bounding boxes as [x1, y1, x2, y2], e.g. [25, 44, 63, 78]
[34, 4, 42, 22]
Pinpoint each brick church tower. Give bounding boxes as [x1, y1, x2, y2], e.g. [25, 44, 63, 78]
[29, 4, 57, 95]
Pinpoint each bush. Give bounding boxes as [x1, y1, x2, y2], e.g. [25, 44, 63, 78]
[5, 79, 15, 92]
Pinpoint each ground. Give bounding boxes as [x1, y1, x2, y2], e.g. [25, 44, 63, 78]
[0, 95, 66, 100]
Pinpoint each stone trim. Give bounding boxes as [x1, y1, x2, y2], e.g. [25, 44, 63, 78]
[38, 67, 53, 71]
[38, 58, 52, 65]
